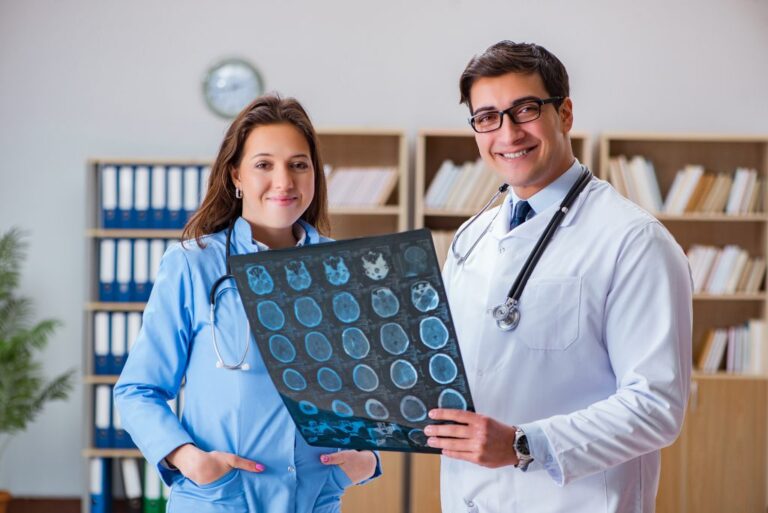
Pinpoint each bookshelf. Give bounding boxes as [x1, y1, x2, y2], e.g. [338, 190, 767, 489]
[410, 130, 591, 513]
[600, 133, 768, 513]
[83, 128, 410, 513]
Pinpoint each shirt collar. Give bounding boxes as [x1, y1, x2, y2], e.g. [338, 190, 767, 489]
[232, 216, 320, 253]
[491, 159, 585, 240]
[508, 159, 583, 216]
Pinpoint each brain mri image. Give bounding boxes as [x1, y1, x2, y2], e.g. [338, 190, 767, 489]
[341, 327, 370, 359]
[438, 388, 468, 410]
[371, 287, 400, 318]
[353, 364, 379, 392]
[285, 260, 312, 291]
[269, 334, 296, 363]
[230, 229, 473, 453]
[419, 316, 449, 349]
[317, 367, 343, 392]
[257, 301, 285, 331]
[283, 368, 307, 391]
[294, 296, 323, 327]
[323, 256, 350, 286]
[429, 353, 458, 384]
[246, 265, 274, 295]
[361, 251, 390, 280]
[332, 292, 361, 323]
[364, 398, 390, 420]
[380, 322, 409, 355]
[304, 332, 332, 362]
[402, 245, 428, 277]
[390, 359, 418, 389]
[411, 280, 439, 312]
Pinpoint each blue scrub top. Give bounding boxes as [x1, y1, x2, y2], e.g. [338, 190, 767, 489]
[114, 217, 380, 513]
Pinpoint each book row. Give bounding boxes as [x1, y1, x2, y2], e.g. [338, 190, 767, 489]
[99, 238, 176, 302]
[687, 244, 766, 294]
[325, 166, 398, 207]
[94, 384, 183, 449]
[696, 320, 768, 374]
[608, 156, 764, 215]
[100, 164, 210, 229]
[90, 457, 169, 513]
[93, 311, 141, 375]
[424, 159, 504, 211]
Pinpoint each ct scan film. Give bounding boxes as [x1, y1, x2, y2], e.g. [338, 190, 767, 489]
[230, 229, 474, 453]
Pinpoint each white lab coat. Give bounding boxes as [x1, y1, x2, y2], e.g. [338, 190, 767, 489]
[440, 177, 692, 513]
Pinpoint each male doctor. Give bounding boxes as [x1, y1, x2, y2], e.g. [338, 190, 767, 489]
[425, 41, 692, 513]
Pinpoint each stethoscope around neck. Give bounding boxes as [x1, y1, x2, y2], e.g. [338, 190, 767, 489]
[209, 218, 251, 371]
[451, 167, 593, 332]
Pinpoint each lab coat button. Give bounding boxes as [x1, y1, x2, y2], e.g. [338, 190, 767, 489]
[463, 498, 478, 512]
[288, 465, 295, 473]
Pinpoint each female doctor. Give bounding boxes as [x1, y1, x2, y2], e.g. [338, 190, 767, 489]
[114, 94, 379, 512]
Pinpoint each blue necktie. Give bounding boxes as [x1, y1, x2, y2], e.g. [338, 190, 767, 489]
[510, 200, 533, 230]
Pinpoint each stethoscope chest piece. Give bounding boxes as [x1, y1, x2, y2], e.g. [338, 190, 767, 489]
[492, 298, 520, 331]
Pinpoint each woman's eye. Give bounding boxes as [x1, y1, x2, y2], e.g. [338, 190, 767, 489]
[255, 161, 271, 170]
[292, 161, 310, 171]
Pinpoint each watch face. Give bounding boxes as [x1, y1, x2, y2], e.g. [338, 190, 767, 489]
[203, 58, 264, 119]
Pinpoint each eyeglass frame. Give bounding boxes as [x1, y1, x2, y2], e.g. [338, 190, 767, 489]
[468, 96, 565, 133]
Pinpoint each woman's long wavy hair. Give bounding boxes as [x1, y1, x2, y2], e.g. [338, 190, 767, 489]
[182, 94, 329, 246]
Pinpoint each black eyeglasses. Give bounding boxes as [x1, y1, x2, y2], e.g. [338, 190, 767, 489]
[468, 97, 564, 133]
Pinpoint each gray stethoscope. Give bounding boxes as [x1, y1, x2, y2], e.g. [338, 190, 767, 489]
[209, 219, 252, 370]
[451, 166, 593, 331]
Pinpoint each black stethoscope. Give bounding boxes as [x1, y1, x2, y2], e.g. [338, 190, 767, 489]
[208, 219, 252, 371]
[451, 166, 593, 331]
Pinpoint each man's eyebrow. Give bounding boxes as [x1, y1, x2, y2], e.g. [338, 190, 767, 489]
[472, 96, 540, 115]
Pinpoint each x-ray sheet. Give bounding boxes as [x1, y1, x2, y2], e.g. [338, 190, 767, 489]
[230, 229, 474, 453]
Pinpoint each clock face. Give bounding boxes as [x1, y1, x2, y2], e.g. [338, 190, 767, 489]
[203, 58, 264, 119]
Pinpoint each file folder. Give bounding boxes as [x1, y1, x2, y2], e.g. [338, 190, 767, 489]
[110, 312, 127, 374]
[112, 400, 135, 449]
[143, 460, 163, 513]
[134, 166, 150, 228]
[133, 239, 150, 301]
[90, 458, 112, 513]
[126, 312, 142, 355]
[94, 312, 110, 374]
[116, 239, 132, 302]
[94, 385, 112, 448]
[183, 166, 199, 224]
[118, 165, 134, 228]
[151, 165, 167, 228]
[200, 166, 211, 204]
[149, 239, 165, 294]
[167, 166, 183, 228]
[99, 239, 116, 301]
[101, 165, 119, 229]
[121, 458, 143, 513]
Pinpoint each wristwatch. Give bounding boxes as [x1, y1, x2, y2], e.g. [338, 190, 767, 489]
[514, 428, 534, 471]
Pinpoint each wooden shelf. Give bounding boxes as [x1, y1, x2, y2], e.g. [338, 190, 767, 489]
[655, 213, 768, 222]
[692, 371, 768, 381]
[87, 229, 182, 238]
[82, 448, 142, 458]
[83, 375, 120, 384]
[693, 293, 766, 301]
[329, 206, 401, 216]
[86, 302, 146, 312]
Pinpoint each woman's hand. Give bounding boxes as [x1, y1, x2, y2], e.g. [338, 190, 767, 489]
[320, 450, 377, 484]
[166, 443, 264, 486]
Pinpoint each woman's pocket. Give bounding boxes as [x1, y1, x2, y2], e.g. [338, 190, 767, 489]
[168, 469, 248, 512]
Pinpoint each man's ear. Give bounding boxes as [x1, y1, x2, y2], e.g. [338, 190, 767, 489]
[559, 97, 574, 133]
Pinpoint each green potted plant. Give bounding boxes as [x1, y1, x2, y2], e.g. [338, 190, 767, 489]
[0, 228, 75, 512]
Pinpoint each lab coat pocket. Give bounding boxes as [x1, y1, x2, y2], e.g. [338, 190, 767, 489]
[330, 464, 353, 490]
[168, 469, 248, 512]
[520, 276, 581, 350]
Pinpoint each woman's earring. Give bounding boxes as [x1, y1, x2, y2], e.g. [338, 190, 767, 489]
[235, 187, 243, 199]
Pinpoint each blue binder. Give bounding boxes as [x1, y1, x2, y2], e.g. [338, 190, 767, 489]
[110, 313, 127, 375]
[167, 166, 183, 228]
[90, 458, 112, 513]
[93, 312, 110, 374]
[132, 239, 150, 302]
[118, 165, 134, 228]
[99, 239, 116, 301]
[150, 165, 167, 229]
[115, 239, 132, 302]
[94, 385, 112, 448]
[101, 165, 119, 229]
[134, 165, 150, 228]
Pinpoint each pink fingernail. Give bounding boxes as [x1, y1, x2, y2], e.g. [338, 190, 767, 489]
[254, 464, 264, 472]
[321, 455, 329, 463]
